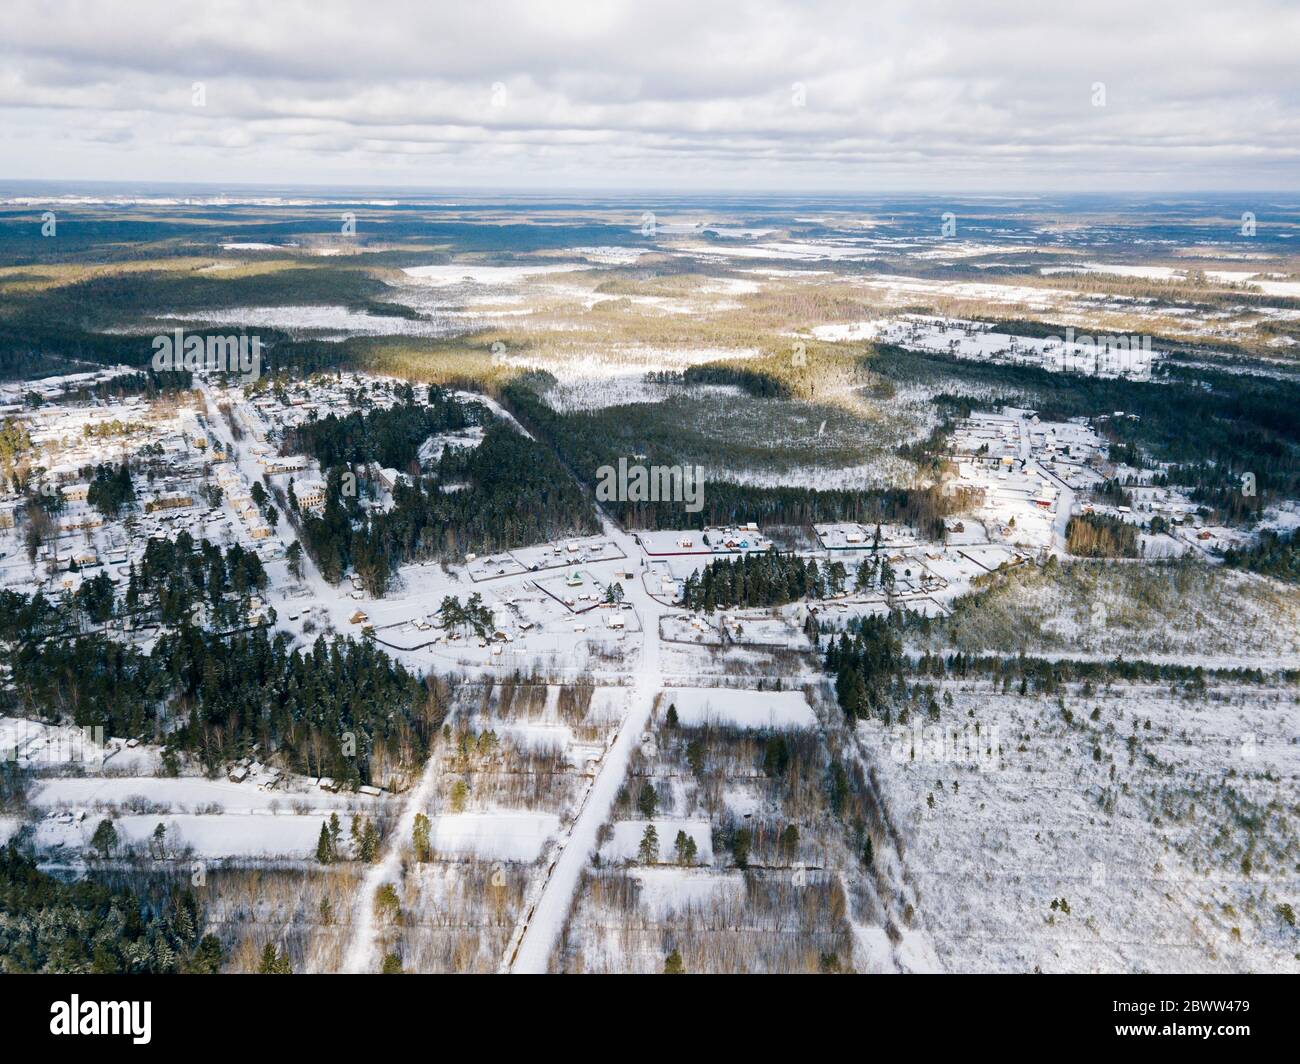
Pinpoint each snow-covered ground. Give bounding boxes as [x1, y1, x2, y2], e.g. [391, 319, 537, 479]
[661, 687, 817, 729]
[920, 560, 1300, 665]
[428, 811, 561, 861]
[811, 314, 1160, 379]
[30, 775, 362, 814]
[497, 343, 760, 412]
[856, 679, 1300, 973]
[2, 211, 1296, 980]
[162, 305, 459, 339]
[35, 812, 336, 859]
[599, 819, 714, 863]
[401, 262, 586, 286]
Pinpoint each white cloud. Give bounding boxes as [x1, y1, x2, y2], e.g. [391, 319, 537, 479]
[1, 0, 1297, 190]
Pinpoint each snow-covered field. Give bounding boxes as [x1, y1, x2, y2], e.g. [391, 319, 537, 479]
[628, 866, 746, 917]
[857, 680, 1300, 972]
[401, 262, 586, 286]
[1046, 262, 1300, 302]
[599, 819, 714, 863]
[661, 687, 817, 729]
[428, 811, 560, 861]
[30, 775, 361, 814]
[500, 343, 761, 412]
[812, 314, 1160, 379]
[926, 561, 1300, 665]
[162, 304, 460, 338]
[38, 812, 335, 859]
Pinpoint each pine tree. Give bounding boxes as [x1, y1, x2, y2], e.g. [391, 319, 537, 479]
[186, 934, 224, 974]
[674, 829, 690, 865]
[637, 782, 659, 819]
[638, 824, 659, 864]
[374, 882, 401, 920]
[258, 943, 292, 974]
[91, 818, 118, 858]
[316, 822, 334, 864]
[151, 821, 168, 859]
[664, 948, 685, 974]
[732, 827, 753, 870]
[412, 812, 432, 862]
[360, 818, 381, 862]
[286, 539, 303, 580]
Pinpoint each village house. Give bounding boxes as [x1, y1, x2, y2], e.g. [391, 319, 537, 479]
[260, 455, 308, 476]
[294, 479, 327, 510]
[144, 491, 194, 513]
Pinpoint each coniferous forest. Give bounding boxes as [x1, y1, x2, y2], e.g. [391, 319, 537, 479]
[1065, 512, 1140, 558]
[0, 586, 444, 786]
[0, 843, 223, 974]
[682, 549, 850, 610]
[501, 378, 959, 535]
[297, 417, 598, 594]
[282, 383, 476, 471]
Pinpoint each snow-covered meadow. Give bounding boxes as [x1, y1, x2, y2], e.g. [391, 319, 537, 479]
[856, 679, 1300, 973]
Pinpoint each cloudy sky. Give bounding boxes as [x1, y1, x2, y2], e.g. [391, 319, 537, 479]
[2, 0, 1298, 192]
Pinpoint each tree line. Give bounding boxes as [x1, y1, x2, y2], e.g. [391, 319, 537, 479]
[682, 550, 850, 610]
[282, 384, 478, 472]
[0, 587, 444, 785]
[297, 418, 597, 595]
[0, 841, 222, 974]
[500, 378, 958, 536]
[1222, 529, 1300, 584]
[1066, 513, 1139, 557]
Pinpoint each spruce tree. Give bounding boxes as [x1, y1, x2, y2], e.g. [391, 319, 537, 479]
[732, 827, 752, 870]
[412, 812, 432, 862]
[637, 782, 659, 819]
[316, 822, 334, 864]
[360, 818, 381, 862]
[638, 824, 659, 864]
[90, 818, 118, 858]
[674, 829, 691, 865]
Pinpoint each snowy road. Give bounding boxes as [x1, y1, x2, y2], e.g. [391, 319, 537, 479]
[1031, 456, 1075, 555]
[341, 736, 447, 973]
[506, 518, 667, 973]
[200, 384, 678, 972]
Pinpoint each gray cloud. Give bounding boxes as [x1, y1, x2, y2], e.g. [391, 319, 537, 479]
[1, 0, 1297, 190]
